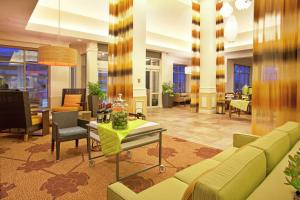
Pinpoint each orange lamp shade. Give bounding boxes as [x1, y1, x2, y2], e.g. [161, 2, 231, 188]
[38, 46, 77, 67]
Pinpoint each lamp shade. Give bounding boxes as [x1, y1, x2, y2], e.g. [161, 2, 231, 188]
[224, 15, 239, 42]
[220, 2, 233, 18]
[38, 46, 77, 67]
[235, 0, 252, 10]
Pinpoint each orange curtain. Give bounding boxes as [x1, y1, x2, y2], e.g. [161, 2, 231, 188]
[190, 0, 201, 112]
[252, 0, 300, 135]
[108, 0, 133, 100]
[216, 0, 225, 103]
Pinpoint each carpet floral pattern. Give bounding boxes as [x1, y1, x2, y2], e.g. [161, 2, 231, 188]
[0, 133, 221, 200]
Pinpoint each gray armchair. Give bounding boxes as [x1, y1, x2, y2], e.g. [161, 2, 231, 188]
[51, 111, 89, 160]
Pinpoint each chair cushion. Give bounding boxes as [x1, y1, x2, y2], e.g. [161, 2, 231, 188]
[31, 115, 42, 126]
[249, 130, 290, 174]
[276, 121, 300, 146]
[175, 159, 220, 184]
[52, 106, 80, 112]
[212, 147, 238, 162]
[139, 178, 187, 200]
[247, 140, 300, 200]
[63, 94, 81, 107]
[193, 146, 266, 200]
[59, 126, 87, 138]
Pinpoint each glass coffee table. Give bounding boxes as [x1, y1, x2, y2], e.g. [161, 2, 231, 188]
[86, 120, 166, 181]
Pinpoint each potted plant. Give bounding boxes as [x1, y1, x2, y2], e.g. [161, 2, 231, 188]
[284, 151, 300, 200]
[162, 82, 174, 108]
[88, 82, 106, 117]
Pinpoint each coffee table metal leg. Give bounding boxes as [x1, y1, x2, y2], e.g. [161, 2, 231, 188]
[116, 153, 120, 180]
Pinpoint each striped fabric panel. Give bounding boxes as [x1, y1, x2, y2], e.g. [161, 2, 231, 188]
[216, 0, 225, 103]
[191, 0, 201, 112]
[108, 0, 133, 100]
[252, 0, 300, 135]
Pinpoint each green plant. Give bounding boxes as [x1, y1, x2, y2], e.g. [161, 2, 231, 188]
[88, 82, 106, 99]
[284, 151, 300, 194]
[162, 82, 174, 96]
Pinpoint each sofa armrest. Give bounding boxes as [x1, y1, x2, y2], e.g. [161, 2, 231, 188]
[233, 133, 260, 148]
[107, 182, 139, 200]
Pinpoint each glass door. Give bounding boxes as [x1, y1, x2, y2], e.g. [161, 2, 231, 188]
[146, 69, 160, 107]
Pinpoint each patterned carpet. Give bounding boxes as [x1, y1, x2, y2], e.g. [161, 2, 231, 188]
[0, 133, 221, 200]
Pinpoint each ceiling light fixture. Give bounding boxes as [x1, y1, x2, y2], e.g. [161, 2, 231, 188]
[38, 0, 77, 67]
[235, 0, 252, 10]
[220, 2, 233, 18]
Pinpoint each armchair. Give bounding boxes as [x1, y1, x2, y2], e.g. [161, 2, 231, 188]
[52, 88, 87, 112]
[51, 111, 89, 160]
[0, 90, 49, 141]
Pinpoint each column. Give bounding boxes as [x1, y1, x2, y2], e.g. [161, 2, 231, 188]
[86, 42, 98, 85]
[132, 0, 147, 115]
[199, 0, 217, 114]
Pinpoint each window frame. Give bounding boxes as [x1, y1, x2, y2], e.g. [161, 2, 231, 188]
[234, 63, 251, 93]
[173, 64, 186, 93]
[0, 45, 50, 107]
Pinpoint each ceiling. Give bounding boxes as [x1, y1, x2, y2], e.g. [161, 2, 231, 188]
[0, 0, 254, 53]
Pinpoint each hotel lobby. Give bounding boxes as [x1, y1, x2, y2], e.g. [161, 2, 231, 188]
[0, 0, 300, 200]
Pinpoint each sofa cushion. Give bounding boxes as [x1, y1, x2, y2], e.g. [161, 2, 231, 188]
[52, 106, 80, 112]
[31, 115, 42, 126]
[249, 130, 290, 174]
[175, 159, 220, 184]
[193, 146, 266, 200]
[139, 178, 187, 200]
[64, 94, 81, 107]
[59, 126, 87, 138]
[212, 147, 238, 162]
[276, 121, 300, 146]
[247, 140, 300, 200]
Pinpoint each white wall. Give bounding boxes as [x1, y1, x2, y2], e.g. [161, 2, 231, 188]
[50, 67, 71, 107]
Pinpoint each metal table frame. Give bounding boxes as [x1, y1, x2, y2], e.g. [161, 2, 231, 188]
[86, 124, 167, 181]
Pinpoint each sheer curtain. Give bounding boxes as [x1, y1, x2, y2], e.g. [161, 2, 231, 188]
[108, 0, 133, 100]
[252, 0, 300, 135]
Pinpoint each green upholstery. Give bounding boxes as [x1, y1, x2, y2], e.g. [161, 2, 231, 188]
[233, 133, 260, 148]
[193, 146, 266, 200]
[249, 130, 290, 174]
[247, 140, 300, 200]
[107, 122, 300, 200]
[212, 147, 238, 162]
[139, 178, 187, 200]
[175, 159, 220, 184]
[276, 121, 300, 146]
[107, 182, 138, 200]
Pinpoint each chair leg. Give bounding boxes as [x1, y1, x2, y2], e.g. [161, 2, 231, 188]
[56, 141, 60, 160]
[87, 137, 90, 153]
[75, 139, 79, 147]
[51, 139, 55, 152]
[24, 129, 29, 142]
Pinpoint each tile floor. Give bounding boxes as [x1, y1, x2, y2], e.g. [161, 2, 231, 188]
[147, 106, 251, 150]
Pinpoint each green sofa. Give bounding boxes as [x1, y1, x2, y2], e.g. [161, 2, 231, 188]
[107, 121, 300, 200]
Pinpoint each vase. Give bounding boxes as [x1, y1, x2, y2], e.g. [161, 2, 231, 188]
[88, 95, 99, 117]
[294, 191, 300, 200]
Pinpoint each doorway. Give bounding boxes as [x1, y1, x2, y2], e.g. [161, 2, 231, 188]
[146, 69, 160, 107]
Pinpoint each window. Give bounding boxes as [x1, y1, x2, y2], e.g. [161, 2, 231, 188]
[173, 64, 186, 93]
[0, 46, 49, 107]
[98, 70, 108, 93]
[234, 64, 251, 92]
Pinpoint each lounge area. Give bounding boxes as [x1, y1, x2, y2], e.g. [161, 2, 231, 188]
[1, 0, 300, 200]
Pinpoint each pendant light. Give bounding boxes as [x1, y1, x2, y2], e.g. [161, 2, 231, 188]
[235, 0, 252, 10]
[38, 0, 77, 67]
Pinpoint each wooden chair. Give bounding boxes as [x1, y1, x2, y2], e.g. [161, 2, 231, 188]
[52, 88, 87, 112]
[0, 90, 49, 141]
[52, 111, 89, 160]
